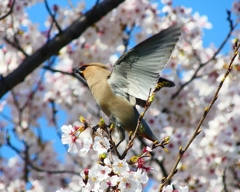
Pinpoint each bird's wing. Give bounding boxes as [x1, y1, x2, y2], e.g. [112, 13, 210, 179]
[108, 24, 181, 104]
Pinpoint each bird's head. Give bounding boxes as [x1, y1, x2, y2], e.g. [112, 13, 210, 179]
[74, 63, 110, 80]
[74, 65, 89, 79]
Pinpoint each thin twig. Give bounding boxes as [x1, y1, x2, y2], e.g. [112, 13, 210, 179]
[159, 41, 240, 191]
[122, 24, 135, 53]
[93, 121, 123, 160]
[6, 136, 23, 155]
[44, 0, 62, 33]
[0, 0, 16, 20]
[50, 100, 61, 137]
[229, 166, 240, 189]
[171, 18, 237, 100]
[120, 89, 154, 159]
[10, 89, 24, 130]
[13, 34, 29, 57]
[23, 144, 29, 182]
[46, 13, 55, 43]
[23, 66, 48, 126]
[28, 161, 80, 176]
[43, 66, 87, 85]
[4, 36, 29, 57]
[0, 111, 19, 126]
[92, 124, 115, 163]
[222, 167, 228, 192]
[138, 138, 170, 180]
[227, 10, 234, 30]
[7, 136, 80, 176]
[66, 0, 78, 13]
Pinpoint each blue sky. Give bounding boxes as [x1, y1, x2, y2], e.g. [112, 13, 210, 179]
[173, 0, 236, 51]
[1, 0, 236, 160]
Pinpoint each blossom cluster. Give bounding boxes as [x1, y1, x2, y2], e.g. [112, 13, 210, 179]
[61, 123, 149, 191]
[78, 160, 148, 192]
[60, 122, 189, 192]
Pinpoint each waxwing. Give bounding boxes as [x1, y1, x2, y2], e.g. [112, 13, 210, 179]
[75, 24, 181, 145]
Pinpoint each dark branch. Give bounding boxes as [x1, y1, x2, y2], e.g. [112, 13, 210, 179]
[7, 134, 81, 176]
[6, 136, 23, 155]
[44, 0, 63, 33]
[159, 40, 240, 191]
[222, 167, 228, 192]
[138, 138, 170, 181]
[4, 35, 29, 57]
[23, 144, 30, 182]
[0, 0, 125, 99]
[43, 66, 87, 85]
[227, 10, 233, 30]
[0, 0, 16, 20]
[28, 160, 80, 176]
[122, 24, 135, 53]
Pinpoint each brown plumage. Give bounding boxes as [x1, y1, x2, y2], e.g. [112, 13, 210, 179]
[75, 24, 181, 144]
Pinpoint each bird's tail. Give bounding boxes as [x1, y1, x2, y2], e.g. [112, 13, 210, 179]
[133, 107, 159, 143]
[138, 119, 159, 143]
[154, 77, 175, 92]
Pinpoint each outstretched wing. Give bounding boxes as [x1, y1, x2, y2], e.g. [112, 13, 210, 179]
[108, 24, 181, 104]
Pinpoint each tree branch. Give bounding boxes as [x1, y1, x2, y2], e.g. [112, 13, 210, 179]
[159, 41, 240, 191]
[28, 160, 81, 176]
[43, 66, 87, 85]
[0, 0, 16, 21]
[122, 24, 135, 53]
[222, 167, 228, 192]
[0, 0, 125, 99]
[171, 12, 237, 100]
[44, 0, 62, 33]
[4, 35, 29, 57]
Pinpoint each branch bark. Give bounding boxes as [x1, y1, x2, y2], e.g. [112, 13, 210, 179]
[0, 0, 125, 99]
[0, 0, 16, 21]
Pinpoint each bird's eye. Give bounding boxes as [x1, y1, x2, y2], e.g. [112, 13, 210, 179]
[79, 65, 88, 71]
[73, 65, 88, 74]
[74, 66, 88, 79]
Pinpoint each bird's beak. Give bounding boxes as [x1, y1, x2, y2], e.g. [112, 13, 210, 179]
[74, 68, 84, 79]
[74, 68, 82, 74]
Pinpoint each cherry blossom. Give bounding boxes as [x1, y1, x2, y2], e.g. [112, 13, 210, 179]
[61, 125, 83, 153]
[95, 164, 112, 181]
[232, 1, 240, 15]
[92, 136, 110, 155]
[80, 137, 93, 153]
[112, 159, 130, 174]
[118, 172, 140, 192]
[1, 0, 240, 191]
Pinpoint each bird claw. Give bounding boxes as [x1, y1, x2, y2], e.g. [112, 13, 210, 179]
[108, 138, 123, 153]
[92, 125, 99, 133]
[107, 145, 114, 153]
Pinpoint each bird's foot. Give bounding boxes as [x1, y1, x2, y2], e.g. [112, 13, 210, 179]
[107, 145, 114, 153]
[92, 125, 100, 133]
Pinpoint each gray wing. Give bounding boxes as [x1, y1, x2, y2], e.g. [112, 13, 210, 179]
[108, 24, 181, 104]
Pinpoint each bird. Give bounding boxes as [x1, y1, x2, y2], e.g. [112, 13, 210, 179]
[74, 24, 181, 145]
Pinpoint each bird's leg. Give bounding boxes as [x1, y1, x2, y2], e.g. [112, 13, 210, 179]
[109, 116, 126, 148]
[108, 122, 126, 160]
[107, 146, 114, 153]
[115, 120, 126, 148]
[92, 124, 100, 133]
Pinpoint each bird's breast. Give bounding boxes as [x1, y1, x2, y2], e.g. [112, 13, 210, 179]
[89, 80, 137, 129]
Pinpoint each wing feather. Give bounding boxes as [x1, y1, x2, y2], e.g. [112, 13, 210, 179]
[108, 24, 181, 103]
